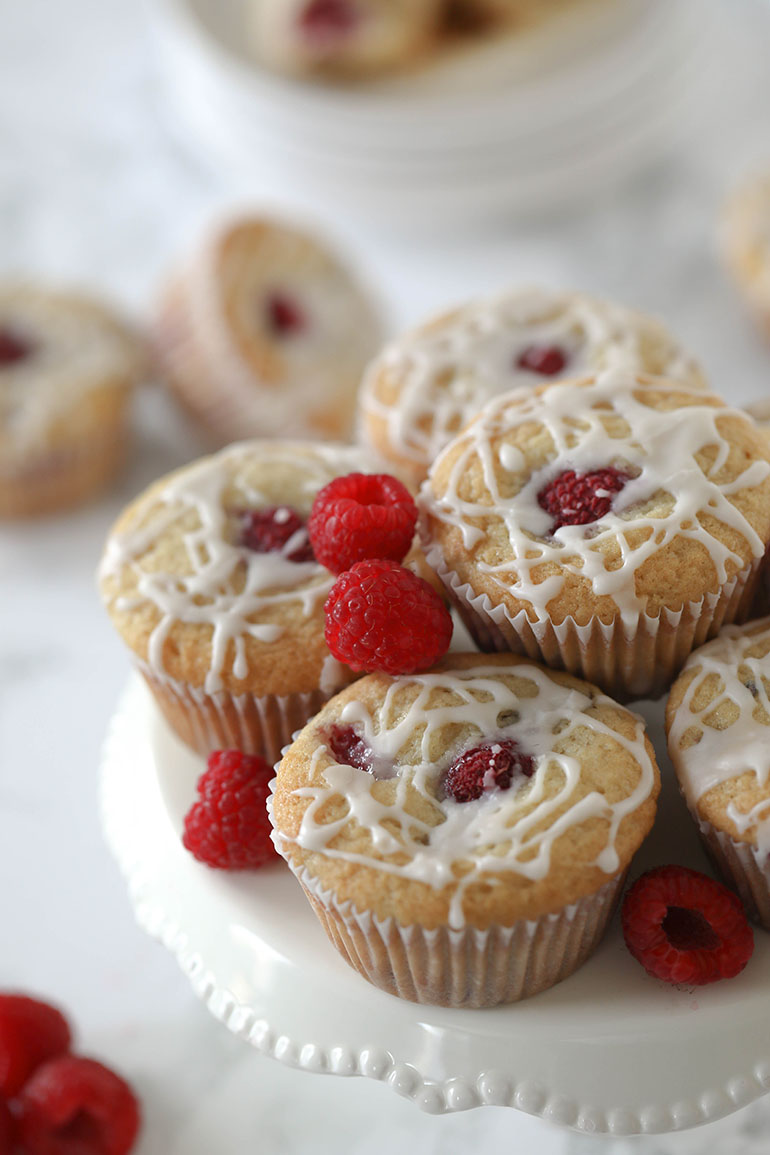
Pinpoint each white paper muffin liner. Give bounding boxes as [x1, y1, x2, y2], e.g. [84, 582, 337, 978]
[423, 539, 760, 701]
[284, 862, 626, 1008]
[138, 663, 338, 764]
[693, 817, 770, 931]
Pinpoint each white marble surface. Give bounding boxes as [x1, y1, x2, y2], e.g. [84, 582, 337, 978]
[2, 0, 770, 1151]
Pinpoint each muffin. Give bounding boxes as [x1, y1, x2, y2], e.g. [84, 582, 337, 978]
[0, 286, 144, 518]
[722, 171, 770, 337]
[271, 652, 660, 1006]
[98, 441, 407, 762]
[358, 289, 707, 488]
[417, 371, 770, 701]
[153, 216, 382, 447]
[667, 618, 770, 929]
[251, 0, 443, 79]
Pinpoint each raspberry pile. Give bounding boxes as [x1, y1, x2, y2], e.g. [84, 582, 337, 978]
[0, 993, 140, 1155]
[182, 749, 280, 870]
[238, 505, 314, 563]
[324, 559, 452, 675]
[309, 471, 453, 676]
[308, 472, 417, 574]
[621, 865, 754, 986]
[538, 467, 629, 531]
[444, 739, 534, 803]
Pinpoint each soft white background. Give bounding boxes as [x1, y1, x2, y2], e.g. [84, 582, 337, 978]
[2, 0, 770, 1151]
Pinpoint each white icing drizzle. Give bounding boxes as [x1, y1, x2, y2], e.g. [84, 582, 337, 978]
[417, 371, 770, 624]
[0, 290, 137, 452]
[277, 662, 656, 928]
[99, 441, 374, 694]
[359, 289, 703, 469]
[668, 620, 770, 859]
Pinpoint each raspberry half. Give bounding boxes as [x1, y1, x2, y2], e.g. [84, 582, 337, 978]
[621, 865, 754, 986]
[182, 749, 279, 870]
[299, 0, 358, 42]
[238, 506, 314, 563]
[308, 473, 418, 574]
[0, 994, 72, 1098]
[324, 559, 452, 675]
[444, 739, 534, 803]
[17, 1055, 140, 1155]
[265, 291, 306, 337]
[516, 344, 568, 377]
[0, 326, 33, 367]
[538, 467, 629, 531]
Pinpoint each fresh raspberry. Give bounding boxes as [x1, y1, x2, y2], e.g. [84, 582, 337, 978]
[326, 724, 373, 772]
[0, 994, 72, 1098]
[265, 291, 306, 337]
[238, 506, 314, 563]
[324, 559, 452, 675]
[299, 0, 358, 42]
[308, 473, 417, 574]
[444, 739, 534, 803]
[182, 749, 279, 870]
[0, 1097, 15, 1155]
[621, 865, 754, 986]
[538, 467, 629, 531]
[516, 344, 568, 377]
[16, 1055, 140, 1155]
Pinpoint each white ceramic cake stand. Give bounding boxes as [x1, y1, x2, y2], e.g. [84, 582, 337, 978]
[101, 676, 770, 1137]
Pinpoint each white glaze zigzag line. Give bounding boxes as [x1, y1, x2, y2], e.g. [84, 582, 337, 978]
[100, 692, 770, 1133]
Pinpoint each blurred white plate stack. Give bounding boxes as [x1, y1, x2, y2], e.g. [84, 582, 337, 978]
[149, 0, 706, 229]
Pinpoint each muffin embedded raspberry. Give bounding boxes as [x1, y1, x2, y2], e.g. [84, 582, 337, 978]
[0, 286, 144, 519]
[418, 371, 770, 700]
[358, 288, 707, 487]
[99, 441, 418, 761]
[666, 617, 770, 929]
[271, 652, 660, 1006]
[183, 750, 279, 870]
[152, 216, 381, 448]
[621, 866, 754, 985]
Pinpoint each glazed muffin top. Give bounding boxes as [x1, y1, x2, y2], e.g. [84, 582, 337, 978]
[271, 652, 660, 929]
[418, 371, 770, 627]
[99, 441, 388, 698]
[0, 286, 143, 458]
[161, 217, 382, 441]
[666, 618, 770, 859]
[358, 289, 706, 484]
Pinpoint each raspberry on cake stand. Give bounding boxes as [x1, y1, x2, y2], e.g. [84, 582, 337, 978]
[100, 674, 770, 1137]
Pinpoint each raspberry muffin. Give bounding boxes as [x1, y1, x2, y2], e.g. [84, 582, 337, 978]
[418, 371, 770, 700]
[153, 216, 382, 447]
[271, 652, 660, 1006]
[722, 171, 770, 337]
[667, 618, 770, 930]
[0, 286, 144, 518]
[99, 441, 408, 762]
[358, 289, 706, 488]
[251, 0, 442, 79]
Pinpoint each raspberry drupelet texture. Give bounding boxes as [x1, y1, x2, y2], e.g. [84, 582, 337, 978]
[182, 750, 279, 870]
[516, 343, 568, 377]
[444, 739, 534, 803]
[324, 559, 453, 675]
[308, 472, 418, 574]
[621, 865, 754, 985]
[0, 994, 72, 1098]
[238, 506, 315, 562]
[17, 1055, 140, 1155]
[538, 467, 629, 531]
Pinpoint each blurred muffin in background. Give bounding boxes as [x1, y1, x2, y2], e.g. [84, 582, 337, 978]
[723, 171, 770, 339]
[0, 286, 145, 519]
[153, 215, 383, 448]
